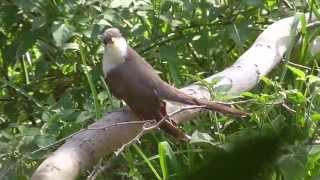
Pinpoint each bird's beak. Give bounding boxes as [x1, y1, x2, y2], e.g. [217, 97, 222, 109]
[111, 37, 116, 43]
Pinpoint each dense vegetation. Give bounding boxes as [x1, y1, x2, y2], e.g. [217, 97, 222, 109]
[0, 0, 320, 179]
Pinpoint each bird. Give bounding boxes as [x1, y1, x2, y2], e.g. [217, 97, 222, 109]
[101, 27, 247, 141]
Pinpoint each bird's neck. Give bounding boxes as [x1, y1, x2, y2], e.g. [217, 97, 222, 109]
[103, 38, 128, 76]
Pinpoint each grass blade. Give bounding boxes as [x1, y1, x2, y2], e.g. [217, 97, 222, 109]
[79, 41, 101, 119]
[158, 141, 168, 179]
[133, 144, 162, 180]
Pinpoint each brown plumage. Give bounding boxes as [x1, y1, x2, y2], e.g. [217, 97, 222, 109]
[103, 28, 247, 141]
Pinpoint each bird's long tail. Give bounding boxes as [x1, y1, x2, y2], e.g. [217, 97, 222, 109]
[157, 82, 248, 117]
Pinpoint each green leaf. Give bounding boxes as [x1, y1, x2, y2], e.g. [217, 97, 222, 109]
[286, 90, 306, 104]
[311, 114, 320, 122]
[261, 76, 274, 86]
[310, 145, 320, 155]
[0, 5, 18, 28]
[110, 0, 134, 8]
[76, 111, 94, 123]
[18, 126, 40, 136]
[46, 114, 64, 135]
[32, 17, 46, 30]
[166, 0, 183, 4]
[34, 135, 56, 148]
[133, 144, 162, 180]
[190, 131, 216, 146]
[307, 75, 320, 84]
[227, 23, 250, 48]
[241, 0, 264, 7]
[52, 22, 75, 46]
[61, 43, 79, 50]
[60, 109, 78, 122]
[0, 141, 9, 153]
[17, 31, 37, 56]
[286, 65, 306, 80]
[160, 46, 181, 85]
[97, 19, 112, 27]
[241, 92, 260, 99]
[160, 141, 180, 172]
[278, 152, 307, 180]
[15, 0, 37, 11]
[265, 0, 277, 7]
[97, 91, 108, 102]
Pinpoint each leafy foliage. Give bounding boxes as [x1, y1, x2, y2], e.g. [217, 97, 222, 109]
[0, 0, 320, 179]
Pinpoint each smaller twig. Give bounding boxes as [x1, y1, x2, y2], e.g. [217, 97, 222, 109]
[307, 21, 320, 29]
[281, 103, 296, 113]
[187, 43, 201, 59]
[0, 98, 13, 101]
[31, 120, 153, 154]
[87, 158, 104, 180]
[114, 129, 146, 155]
[87, 156, 115, 180]
[30, 129, 87, 154]
[287, 61, 312, 70]
[281, 0, 294, 9]
[90, 161, 112, 180]
[115, 105, 207, 155]
[286, 61, 320, 73]
[87, 120, 151, 130]
[215, 99, 254, 105]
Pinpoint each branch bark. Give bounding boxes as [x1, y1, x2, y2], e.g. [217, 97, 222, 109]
[31, 14, 319, 180]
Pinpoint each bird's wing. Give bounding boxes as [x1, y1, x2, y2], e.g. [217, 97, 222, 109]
[125, 46, 248, 117]
[126, 47, 204, 104]
[125, 47, 164, 86]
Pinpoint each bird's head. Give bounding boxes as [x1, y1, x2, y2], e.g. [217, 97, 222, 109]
[101, 28, 128, 75]
[102, 28, 122, 44]
[102, 28, 127, 56]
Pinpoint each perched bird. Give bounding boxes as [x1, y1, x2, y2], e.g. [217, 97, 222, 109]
[102, 28, 247, 141]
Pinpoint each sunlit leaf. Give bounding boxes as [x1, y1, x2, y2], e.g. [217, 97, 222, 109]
[159, 141, 180, 172]
[286, 90, 306, 104]
[311, 114, 320, 122]
[110, 0, 134, 8]
[261, 76, 274, 86]
[286, 65, 306, 80]
[190, 131, 215, 146]
[61, 43, 79, 50]
[52, 22, 75, 46]
[98, 91, 108, 102]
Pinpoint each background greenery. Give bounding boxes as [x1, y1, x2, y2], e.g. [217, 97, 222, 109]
[0, 0, 320, 179]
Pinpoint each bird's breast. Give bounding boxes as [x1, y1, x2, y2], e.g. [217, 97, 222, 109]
[102, 47, 126, 77]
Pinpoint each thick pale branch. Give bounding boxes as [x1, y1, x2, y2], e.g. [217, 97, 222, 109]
[31, 14, 319, 180]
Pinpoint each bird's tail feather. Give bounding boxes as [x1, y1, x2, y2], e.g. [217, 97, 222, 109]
[159, 121, 190, 141]
[158, 83, 248, 117]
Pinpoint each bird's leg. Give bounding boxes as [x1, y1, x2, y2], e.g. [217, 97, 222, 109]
[159, 102, 176, 126]
[159, 102, 190, 142]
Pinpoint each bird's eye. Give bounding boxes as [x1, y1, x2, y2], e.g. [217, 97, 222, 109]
[104, 37, 114, 45]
